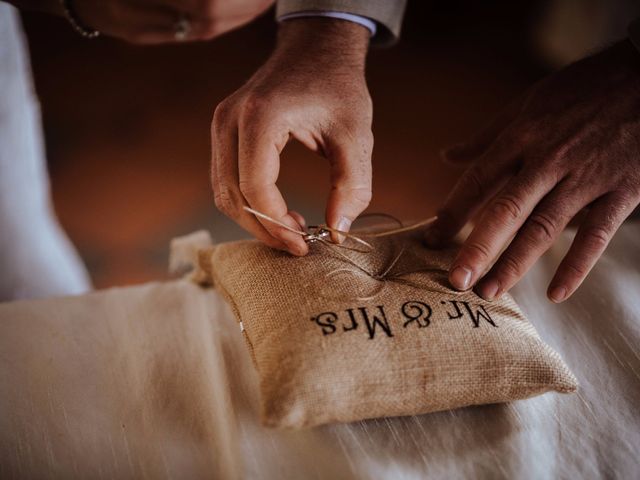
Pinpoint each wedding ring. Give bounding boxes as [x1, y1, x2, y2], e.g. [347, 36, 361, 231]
[304, 227, 331, 243]
[173, 14, 191, 41]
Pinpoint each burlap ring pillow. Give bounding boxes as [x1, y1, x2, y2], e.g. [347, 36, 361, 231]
[173, 229, 577, 429]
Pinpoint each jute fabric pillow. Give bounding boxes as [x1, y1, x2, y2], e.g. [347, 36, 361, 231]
[181, 231, 577, 429]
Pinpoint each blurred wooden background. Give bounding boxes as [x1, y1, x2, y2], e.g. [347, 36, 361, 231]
[21, 1, 548, 288]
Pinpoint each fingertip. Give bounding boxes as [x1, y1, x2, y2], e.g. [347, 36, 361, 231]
[547, 285, 567, 303]
[449, 265, 473, 291]
[262, 237, 289, 252]
[325, 185, 371, 244]
[249, 226, 293, 253]
[475, 277, 501, 301]
[286, 238, 309, 257]
[330, 216, 352, 244]
[275, 219, 309, 256]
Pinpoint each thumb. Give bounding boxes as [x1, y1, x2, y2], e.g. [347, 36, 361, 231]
[324, 131, 373, 243]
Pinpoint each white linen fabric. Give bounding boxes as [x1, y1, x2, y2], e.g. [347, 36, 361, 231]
[1, 222, 639, 479]
[0, 4, 91, 301]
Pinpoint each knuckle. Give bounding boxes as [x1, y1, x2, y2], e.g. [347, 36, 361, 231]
[497, 253, 524, 279]
[627, 177, 640, 197]
[339, 125, 373, 160]
[489, 194, 523, 222]
[336, 185, 372, 211]
[463, 241, 492, 264]
[545, 147, 572, 169]
[213, 186, 238, 216]
[350, 186, 372, 208]
[525, 211, 558, 243]
[616, 182, 640, 204]
[238, 179, 261, 198]
[213, 100, 233, 128]
[462, 167, 485, 199]
[582, 225, 611, 250]
[564, 261, 588, 278]
[241, 94, 268, 117]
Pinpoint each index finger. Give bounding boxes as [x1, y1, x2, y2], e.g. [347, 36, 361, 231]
[425, 130, 521, 248]
[448, 168, 557, 291]
[211, 103, 290, 251]
[237, 112, 309, 256]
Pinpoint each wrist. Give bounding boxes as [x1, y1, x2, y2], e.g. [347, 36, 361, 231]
[273, 18, 370, 71]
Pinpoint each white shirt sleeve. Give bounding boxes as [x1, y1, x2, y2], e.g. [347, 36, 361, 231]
[277, 10, 377, 38]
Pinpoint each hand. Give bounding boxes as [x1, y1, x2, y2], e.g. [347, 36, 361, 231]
[426, 39, 640, 303]
[22, 0, 274, 44]
[211, 18, 373, 256]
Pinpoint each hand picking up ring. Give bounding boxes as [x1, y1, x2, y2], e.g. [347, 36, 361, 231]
[243, 206, 437, 254]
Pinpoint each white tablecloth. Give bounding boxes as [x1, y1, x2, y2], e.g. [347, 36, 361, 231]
[1, 222, 639, 479]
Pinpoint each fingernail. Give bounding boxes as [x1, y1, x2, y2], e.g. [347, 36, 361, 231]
[285, 239, 307, 257]
[478, 279, 500, 301]
[549, 286, 567, 303]
[450, 265, 472, 290]
[291, 246, 307, 257]
[424, 227, 441, 248]
[335, 217, 351, 244]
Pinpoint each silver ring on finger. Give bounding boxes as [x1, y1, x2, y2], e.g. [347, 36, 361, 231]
[173, 14, 191, 42]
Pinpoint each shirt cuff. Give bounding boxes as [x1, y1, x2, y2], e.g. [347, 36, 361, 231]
[278, 10, 377, 37]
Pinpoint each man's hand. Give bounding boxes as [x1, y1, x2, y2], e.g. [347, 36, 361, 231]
[11, 0, 274, 44]
[211, 18, 373, 256]
[426, 39, 640, 302]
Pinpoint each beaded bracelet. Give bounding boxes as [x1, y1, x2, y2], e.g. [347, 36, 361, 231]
[59, 0, 100, 39]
